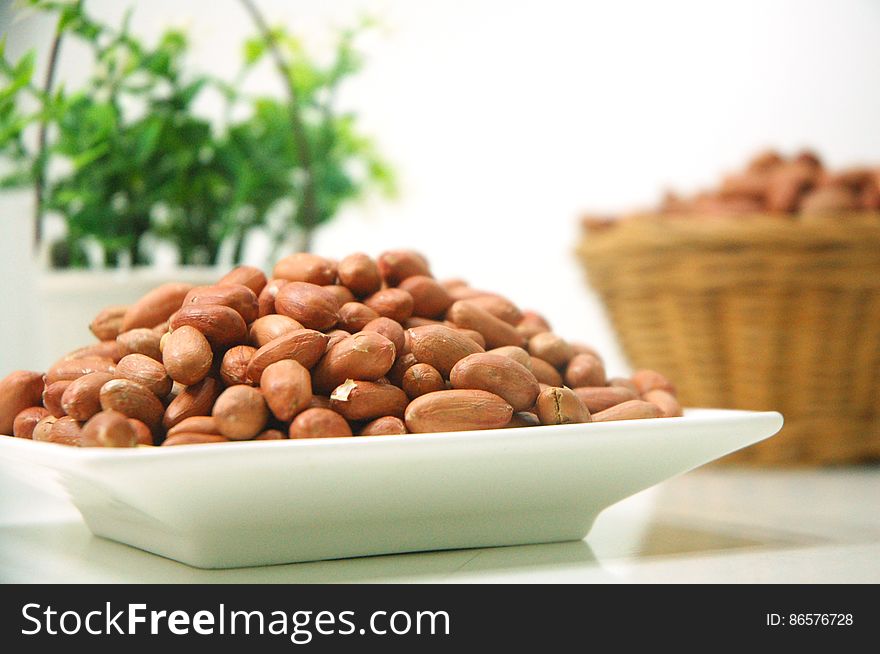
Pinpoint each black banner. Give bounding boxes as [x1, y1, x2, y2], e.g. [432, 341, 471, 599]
[1, 584, 873, 650]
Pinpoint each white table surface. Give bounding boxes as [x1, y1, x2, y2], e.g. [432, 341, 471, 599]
[1, 465, 877, 583]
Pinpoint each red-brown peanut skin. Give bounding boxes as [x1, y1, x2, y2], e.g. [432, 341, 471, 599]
[42, 380, 72, 418]
[212, 385, 269, 440]
[99, 379, 165, 429]
[121, 282, 192, 332]
[12, 407, 50, 439]
[486, 346, 532, 370]
[322, 285, 357, 306]
[564, 353, 606, 388]
[330, 380, 409, 421]
[377, 250, 431, 286]
[359, 416, 407, 436]
[528, 357, 564, 387]
[642, 389, 684, 418]
[115, 353, 173, 398]
[312, 332, 397, 394]
[363, 288, 415, 324]
[218, 265, 267, 295]
[337, 253, 382, 298]
[166, 416, 219, 438]
[260, 359, 312, 422]
[572, 386, 637, 413]
[337, 302, 381, 333]
[273, 253, 337, 286]
[397, 275, 453, 318]
[81, 410, 138, 448]
[402, 363, 446, 400]
[46, 357, 115, 385]
[182, 284, 259, 324]
[274, 282, 340, 331]
[0, 370, 45, 434]
[116, 328, 162, 361]
[449, 353, 540, 412]
[162, 433, 230, 446]
[220, 345, 257, 387]
[534, 387, 591, 425]
[631, 370, 677, 396]
[170, 304, 248, 350]
[528, 332, 574, 370]
[90, 305, 127, 341]
[407, 324, 484, 378]
[65, 340, 123, 363]
[362, 317, 406, 355]
[162, 325, 213, 386]
[464, 295, 523, 326]
[61, 371, 117, 421]
[128, 418, 154, 445]
[246, 329, 330, 383]
[591, 400, 663, 422]
[46, 416, 83, 446]
[248, 315, 303, 348]
[257, 279, 288, 318]
[289, 408, 353, 439]
[447, 300, 525, 349]
[163, 377, 221, 429]
[404, 389, 513, 434]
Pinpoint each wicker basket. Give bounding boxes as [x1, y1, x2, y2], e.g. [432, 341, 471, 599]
[578, 214, 880, 465]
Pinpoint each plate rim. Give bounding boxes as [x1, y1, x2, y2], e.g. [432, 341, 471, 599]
[0, 408, 784, 464]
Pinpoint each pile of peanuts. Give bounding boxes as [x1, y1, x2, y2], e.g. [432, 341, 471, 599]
[584, 150, 880, 229]
[0, 251, 682, 447]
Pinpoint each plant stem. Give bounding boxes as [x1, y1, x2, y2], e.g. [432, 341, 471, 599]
[34, 4, 78, 249]
[238, 0, 318, 253]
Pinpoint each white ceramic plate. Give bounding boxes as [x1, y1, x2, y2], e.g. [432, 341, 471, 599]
[0, 408, 782, 569]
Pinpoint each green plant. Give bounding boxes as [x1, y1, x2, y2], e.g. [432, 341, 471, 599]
[0, 0, 394, 267]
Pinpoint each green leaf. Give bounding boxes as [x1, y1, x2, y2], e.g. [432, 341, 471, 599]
[243, 37, 266, 66]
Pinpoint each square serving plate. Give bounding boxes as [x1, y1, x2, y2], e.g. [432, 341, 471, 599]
[0, 409, 782, 569]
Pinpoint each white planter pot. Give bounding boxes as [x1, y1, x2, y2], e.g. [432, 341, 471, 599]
[32, 267, 222, 370]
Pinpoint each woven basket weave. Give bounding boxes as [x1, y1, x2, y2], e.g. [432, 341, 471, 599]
[578, 214, 880, 465]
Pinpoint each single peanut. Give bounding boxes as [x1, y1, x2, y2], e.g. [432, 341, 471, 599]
[572, 386, 637, 413]
[337, 253, 382, 297]
[162, 325, 213, 385]
[592, 400, 663, 422]
[0, 370, 45, 434]
[248, 314, 303, 348]
[90, 305, 128, 341]
[312, 332, 397, 393]
[359, 416, 407, 436]
[116, 353, 173, 398]
[81, 410, 138, 448]
[274, 281, 340, 331]
[642, 389, 684, 418]
[449, 353, 540, 412]
[289, 408, 353, 439]
[117, 328, 163, 361]
[564, 353, 606, 388]
[246, 329, 329, 383]
[402, 363, 446, 399]
[534, 387, 591, 425]
[12, 406, 50, 439]
[260, 359, 312, 422]
[363, 288, 415, 324]
[61, 371, 116, 421]
[212, 385, 269, 440]
[220, 345, 257, 386]
[528, 332, 574, 370]
[404, 389, 513, 433]
[273, 253, 338, 286]
[407, 324, 484, 377]
[330, 380, 409, 421]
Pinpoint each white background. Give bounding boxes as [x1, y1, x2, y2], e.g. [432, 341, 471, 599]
[1, 0, 879, 375]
